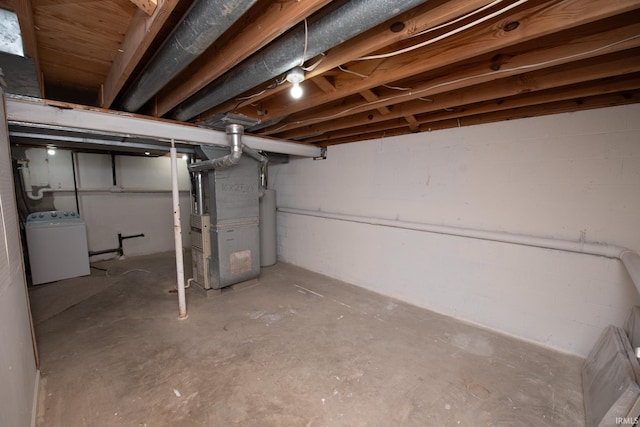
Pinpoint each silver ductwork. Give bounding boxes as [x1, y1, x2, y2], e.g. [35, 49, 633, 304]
[171, 0, 428, 121]
[189, 124, 244, 172]
[188, 123, 267, 174]
[121, 0, 258, 112]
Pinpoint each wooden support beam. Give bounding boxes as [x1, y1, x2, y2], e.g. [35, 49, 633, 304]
[416, 73, 640, 126]
[318, 89, 640, 146]
[5, 97, 322, 157]
[0, 1, 14, 11]
[128, 0, 157, 16]
[153, 0, 332, 117]
[306, 76, 640, 144]
[404, 115, 419, 131]
[100, 0, 180, 108]
[282, 45, 640, 139]
[257, 0, 640, 123]
[360, 89, 391, 115]
[201, 0, 497, 118]
[312, 76, 337, 94]
[266, 21, 640, 138]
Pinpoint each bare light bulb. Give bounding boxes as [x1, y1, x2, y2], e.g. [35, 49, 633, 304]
[290, 83, 303, 99]
[47, 148, 56, 155]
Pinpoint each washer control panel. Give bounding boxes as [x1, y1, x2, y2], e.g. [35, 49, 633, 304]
[27, 210, 82, 223]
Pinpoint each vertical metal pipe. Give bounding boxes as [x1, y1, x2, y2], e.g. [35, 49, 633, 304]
[171, 140, 187, 319]
[196, 172, 204, 215]
[71, 151, 80, 214]
[111, 153, 117, 186]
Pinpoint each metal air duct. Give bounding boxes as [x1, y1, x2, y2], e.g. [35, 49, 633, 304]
[120, 0, 258, 112]
[189, 123, 244, 172]
[171, 0, 428, 121]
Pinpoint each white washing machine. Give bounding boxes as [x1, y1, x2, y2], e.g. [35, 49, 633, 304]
[26, 210, 90, 285]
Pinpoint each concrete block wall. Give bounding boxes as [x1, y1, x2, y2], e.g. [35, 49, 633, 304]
[271, 104, 640, 357]
[20, 149, 192, 257]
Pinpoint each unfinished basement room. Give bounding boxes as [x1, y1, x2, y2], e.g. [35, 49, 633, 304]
[1, 0, 639, 426]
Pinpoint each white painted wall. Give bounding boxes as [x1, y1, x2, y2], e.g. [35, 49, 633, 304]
[1, 93, 37, 427]
[21, 149, 192, 258]
[272, 104, 640, 357]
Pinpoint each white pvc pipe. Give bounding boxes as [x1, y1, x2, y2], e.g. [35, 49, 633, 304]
[170, 142, 187, 319]
[278, 207, 640, 294]
[18, 162, 48, 200]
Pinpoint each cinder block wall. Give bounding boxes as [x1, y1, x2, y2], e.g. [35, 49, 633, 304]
[272, 104, 640, 356]
[20, 150, 192, 257]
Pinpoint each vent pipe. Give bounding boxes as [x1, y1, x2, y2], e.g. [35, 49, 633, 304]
[171, 0, 428, 121]
[121, 0, 258, 113]
[189, 124, 244, 172]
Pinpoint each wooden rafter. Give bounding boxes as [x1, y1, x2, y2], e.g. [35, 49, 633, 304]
[305, 74, 640, 143]
[320, 89, 640, 146]
[255, 0, 640, 126]
[264, 18, 640, 137]
[100, 0, 180, 108]
[360, 89, 391, 115]
[128, 0, 157, 16]
[200, 0, 499, 119]
[152, 0, 332, 117]
[270, 23, 640, 139]
[14, 0, 640, 146]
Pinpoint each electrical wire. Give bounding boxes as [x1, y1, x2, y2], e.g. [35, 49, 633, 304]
[414, 0, 505, 38]
[356, 0, 528, 61]
[302, 53, 326, 72]
[233, 0, 512, 108]
[338, 65, 413, 91]
[266, 35, 640, 133]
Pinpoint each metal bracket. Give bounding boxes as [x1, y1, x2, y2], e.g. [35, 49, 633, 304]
[313, 147, 327, 160]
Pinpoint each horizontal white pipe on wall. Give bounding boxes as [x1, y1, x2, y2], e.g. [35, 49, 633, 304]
[5, 96, 322, 158]
[278, 206, 640, 294]
[25, 187, 191, 194]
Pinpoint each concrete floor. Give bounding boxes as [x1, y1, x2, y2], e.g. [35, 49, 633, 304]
[30, 252, 585, 426]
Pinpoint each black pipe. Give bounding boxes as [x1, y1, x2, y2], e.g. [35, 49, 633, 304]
[111, 153, 117, 186]
[71, 151, 80, 215]
[88, 232, 145, 257]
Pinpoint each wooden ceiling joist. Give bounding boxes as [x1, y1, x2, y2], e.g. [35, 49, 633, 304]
[10, 0, 640, 147]
[129, 0, 157, 16]
[266, 19, 640, 139]
[307, 74, 640, 144]
[152, 0, 332, 117]
[275, 44, 640, 141]
[200, 0, 500, 119]
[100, 0, 180, 108]
[320, 89, 640, 146]
[254, 0, 640, 127]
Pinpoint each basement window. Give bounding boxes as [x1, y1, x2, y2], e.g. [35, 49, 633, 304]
[0, 8, 23, 57]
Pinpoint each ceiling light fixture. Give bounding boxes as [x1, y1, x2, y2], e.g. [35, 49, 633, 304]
[286, 67, 305, 99]
[47, 146, 56, 155]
